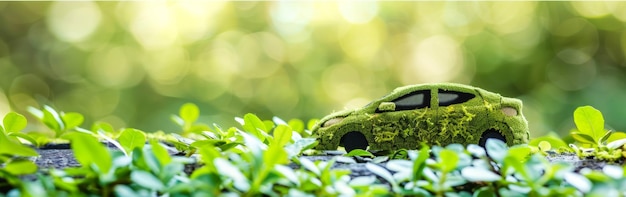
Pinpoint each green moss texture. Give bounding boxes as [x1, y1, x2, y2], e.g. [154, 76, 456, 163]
[313, 83, 529, 151]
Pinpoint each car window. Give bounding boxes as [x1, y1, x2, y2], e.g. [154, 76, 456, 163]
[392, 90, 430, 111]
[438, 89, 475, 106]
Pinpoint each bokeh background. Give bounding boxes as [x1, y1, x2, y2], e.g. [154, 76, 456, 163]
[1, 1, 626, 137]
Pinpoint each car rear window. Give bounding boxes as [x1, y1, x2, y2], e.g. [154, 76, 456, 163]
[438, 89, 475, 106]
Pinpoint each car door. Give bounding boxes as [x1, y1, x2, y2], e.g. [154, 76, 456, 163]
[369, 89, 434, 150]
[434, 89, 481, 145]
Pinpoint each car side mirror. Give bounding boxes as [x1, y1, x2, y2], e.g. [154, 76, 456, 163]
[377, 102, 396, 112]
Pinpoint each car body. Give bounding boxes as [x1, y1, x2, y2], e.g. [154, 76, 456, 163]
[312, 83, 529, 152]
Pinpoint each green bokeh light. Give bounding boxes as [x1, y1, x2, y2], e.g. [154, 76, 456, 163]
[1, 2, 626, 137]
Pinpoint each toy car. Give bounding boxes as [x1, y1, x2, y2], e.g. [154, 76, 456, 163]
[312, 83, 529, 152]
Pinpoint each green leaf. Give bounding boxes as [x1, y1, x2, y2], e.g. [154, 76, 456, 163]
[366, 163, 396, 187]
[564, 172, 591, 193]
[5, 160, 38, 175]
[461, 167, 500, 182]
[288, 119, 305, 133]
[43, 105, 64, 132]
[7, 132, 38, 146]
[64, 132, 112, 172]
[529, 134, 570, 150]
[0, 132, 38, 156]
[214, 157, 250, 192]
[573, 106, 605, 143]
[62, 112, 84, 130]
[474, 187, 496, 197]
[150, 140, 171, 166]
[114, 185, 142, 197]
[3, 112, 27, 133]
[92, 121, 115, 134]
[118, 128, 146, 155]
[131, 170, 165, 190]
[272, 124, 292, 147]
[571, 132, 596, 145]
[411, 144, 430, 182]
[538, 141, 551, 152]
[346, 149, 374, 157]
[349, 176, 377, 187]
[486, 139, 508, 162]
[439, 149, 459, 173]
[285, 138, 318, 158]
[179, 103, 199, 125]
[507, 146, 530, 162]
[606, 131, 626, 143]
[264, 143, 288, 166]
[242, 113, 267, 141]
[606, 138, 626, 150]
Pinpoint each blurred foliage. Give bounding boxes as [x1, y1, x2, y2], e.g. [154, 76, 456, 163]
[1, 2, 626, 137]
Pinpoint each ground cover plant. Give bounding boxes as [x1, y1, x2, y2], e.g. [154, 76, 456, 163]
[0, 104, 625, 196]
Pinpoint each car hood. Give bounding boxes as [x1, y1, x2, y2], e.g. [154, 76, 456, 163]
[313, 108, 356, 130]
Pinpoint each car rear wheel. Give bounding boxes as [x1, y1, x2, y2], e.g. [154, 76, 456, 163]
[341, 131, 368, 152]
[479, 129, 506, 147]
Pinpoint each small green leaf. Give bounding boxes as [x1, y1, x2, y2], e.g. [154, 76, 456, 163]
[7, 132, 37, 146]
[92, 121, 115, 133]
[529, 134, 570, 150]
[288, 119, 305, 133]
[439, 149, 459, 173]
[538, 141, 551, 151]
[300, 157, 320, 176]
[606, 131, 626, 143]
[214, 158, 250, 191]
[573, 106, 605, 143]
[62, 112, 84, 130]
[118, 128, 146, 155]
[461, 167, 500, 182]
[114, 185, 142, 197]
[179, 103, 199, 125]
[606, 138, 626, 150]
[349, 176, 377, 187]
[571, 132, 596, 145]
[0, 132, 38, 156]
[150, 140, 171, 166]
[507, 146, 530, 162]
[272, 125, 292, 147]
[412, 144, 430, 181]
[3, 112, 27, 133]
[264, 144, 288, 166]
[366, 163, 396, 186]
[474, 187, 496, 197]
[131, 170, 165, 190]
[346, 149, 374, 157]
[64, 132, 112, 172]
[43, 105, 64, 132]
[242, 113, 267, 141]
[564, 172, 591, 193]
[5, 160, 37, 175]
[486, 139, 508, 162]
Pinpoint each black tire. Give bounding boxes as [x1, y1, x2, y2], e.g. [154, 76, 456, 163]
[341, 131, 368, 152]
[478, 129, 506, 147]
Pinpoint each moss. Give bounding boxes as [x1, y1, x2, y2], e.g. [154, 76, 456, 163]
[312, 83, 530, 151]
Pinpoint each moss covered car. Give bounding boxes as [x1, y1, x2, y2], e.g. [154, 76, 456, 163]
[312, 83, 529, 152]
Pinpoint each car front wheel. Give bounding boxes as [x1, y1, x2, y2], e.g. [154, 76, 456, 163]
[478, 129, 506, 147]
[340, 131, 368, 152]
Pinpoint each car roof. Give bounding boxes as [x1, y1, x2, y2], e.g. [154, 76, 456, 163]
[392, 83, 478, 93]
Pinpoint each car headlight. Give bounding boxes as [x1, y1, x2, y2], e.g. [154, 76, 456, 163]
[501, 107, 518, 116]
[322, 117, 344, 128]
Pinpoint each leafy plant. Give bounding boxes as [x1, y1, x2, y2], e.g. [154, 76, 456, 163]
[568, 106, 626, 160]
[28, 105, 85, 138]
[3, 104, 626, 196]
